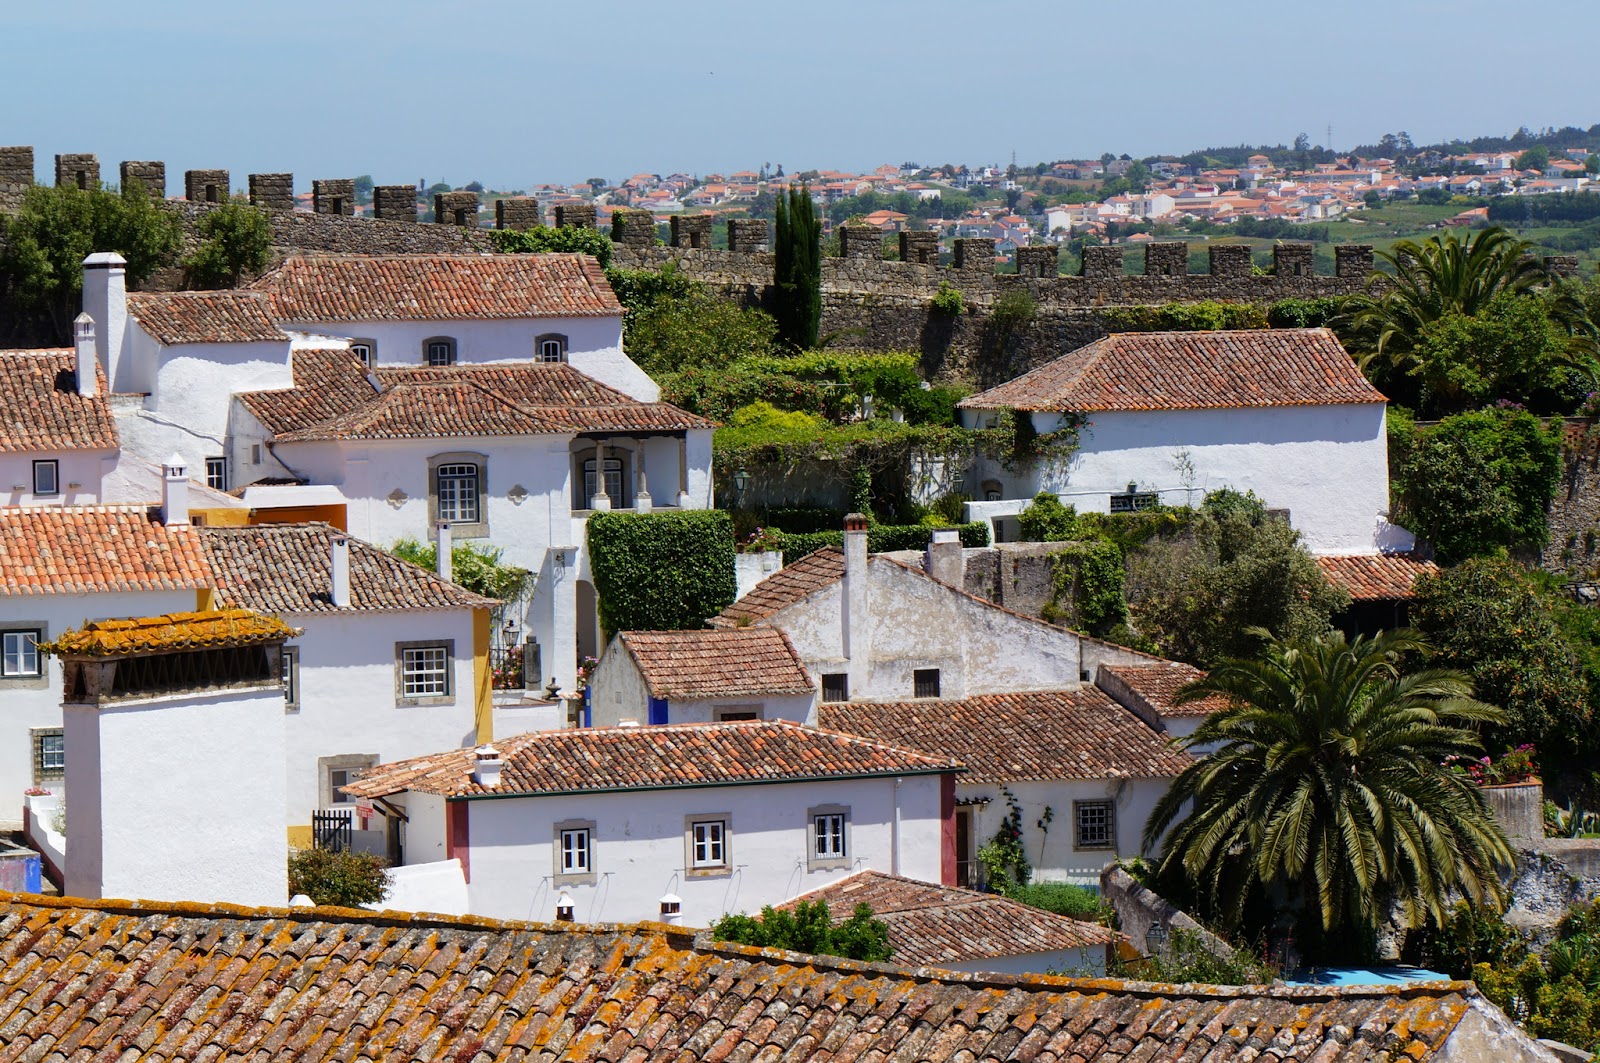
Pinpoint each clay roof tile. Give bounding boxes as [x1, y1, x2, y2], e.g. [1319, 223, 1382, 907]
[618, 628, 815, 700]
[0, 350, 118, 452]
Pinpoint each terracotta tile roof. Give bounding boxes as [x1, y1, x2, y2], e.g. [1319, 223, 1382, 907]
[618, 628, 815, 700]
[708, 547, 846, 627]
[251, 252, 623, 322]
[0, 892, 1526, 1063]
[126, 291, 286, 345]
[819, 688, 1192, 783]
[781, 870, 1122, 966]
[234, 347, 377, 435]
[40, 608, 300, 657]
[958, 328, 1385, 412]
[0, 350, 118, 452]
[1316, 552, 1439, 601]
[1100, 661, 1229, 718]
[199, 524, 497, 614]
[240, 360, 712, 442]
[0, 506, 210, 595]
[344, 719, 958, 799]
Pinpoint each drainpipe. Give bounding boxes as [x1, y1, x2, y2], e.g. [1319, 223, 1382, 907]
[891, 777, 902, 876]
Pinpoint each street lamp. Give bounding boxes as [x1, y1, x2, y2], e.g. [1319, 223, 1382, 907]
[732, 468, 750, 503]
[1145, 921, 1168, 957]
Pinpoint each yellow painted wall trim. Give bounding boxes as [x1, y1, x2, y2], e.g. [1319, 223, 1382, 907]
[473, 607, 492, 743]
[286, 825, 313, 849]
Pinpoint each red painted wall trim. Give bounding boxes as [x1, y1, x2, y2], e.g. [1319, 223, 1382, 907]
[940, 774, 957, 886]
[446, 800, 470, 883]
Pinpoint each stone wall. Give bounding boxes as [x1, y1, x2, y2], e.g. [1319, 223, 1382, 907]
[1541, 426, 1600, 574]
[185, 169, 229, 203]
[671, 213, 712, 248]
[313, 179, 355, 216]
[54, 153, 100, 191]
[553, 204, 596, 229]
[1100, 865, 1237, 958]
[611, 208, 657, 246]
[1483, 781, 1545, 846]
[373, 185, 418, 222]
[248, 173, 293, 212]
[495, 197, 541, 230]
[121, 161, 166, 198]
[0, 146, 33, 210]
[434, 191, 479, 227]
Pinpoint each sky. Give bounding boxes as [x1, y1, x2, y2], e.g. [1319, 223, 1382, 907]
[4, 0, 1598, 190]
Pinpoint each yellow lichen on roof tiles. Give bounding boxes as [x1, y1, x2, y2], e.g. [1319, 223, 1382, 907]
[40, 608, 302, 658]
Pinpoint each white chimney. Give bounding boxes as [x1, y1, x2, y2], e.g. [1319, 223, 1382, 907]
[842, 513, 871, 693]
[161, 454, 189, 526]
[81, 252, 127, 390]
[925, 529, 964, 588]
[435, 520, 452, 581]
[329, 533, 351, 608]
[658, 892, 683, 925]
[73, 313, 97, 396]
[472, 743, 504, 788]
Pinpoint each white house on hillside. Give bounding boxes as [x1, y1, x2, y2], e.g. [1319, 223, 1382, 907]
[0, 342, 118, 507]
[343, 720, 960, 925]
[588, 627, 817, 726]
[958, 329, 1409, 554]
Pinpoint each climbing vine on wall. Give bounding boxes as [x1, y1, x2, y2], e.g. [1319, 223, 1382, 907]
[981, 408, 1089, 472]
[976, 786, 1033, 893]
[586, 510, 737, 638]
[1041, 540, 1129, 636]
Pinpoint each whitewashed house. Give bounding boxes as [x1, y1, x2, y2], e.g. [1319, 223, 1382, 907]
[195, 522, 497, 849]
[781, 870, 1123, 975]
[1094, 661, 1226, 743]
[820, 688, 1192, 887]
[0, 339, 118, 507]
[708, 521, 1157, 703]
[343, 721, 961, 925]
[587, 628, 816, 726]
[958, 329, 1409, 554]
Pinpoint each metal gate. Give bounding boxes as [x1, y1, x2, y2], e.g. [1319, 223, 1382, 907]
[311, 809, 352, 853]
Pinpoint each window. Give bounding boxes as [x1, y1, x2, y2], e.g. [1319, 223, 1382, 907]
[814, 814, 845, 859]
[282, 646, 300, 711]
[436, 463, 480, 523]
[205, 456, 227, 491]
[913, 668, 941, 699]
[349, 340, 374, 366]
[581, 458, 624, 509]
[821, 673, 848, 703]
[250, 444, 262, 465]
[1108, 489, 1159, 513]
[395, 640, 455, 705]
[32, 729, 64, 781]
[537, 333, 568, 363]
[714, 706, 761, 721]
[327, 766, 361, 804]
[319, 754, 379, 807]
[425, 337, 457, 366]
[1074, 800, 1116, 850]
[32, 460, 58, 496]
[688, 818, 729, 871]
[560, 827, 591, 873]
[2, 629, 42, 678]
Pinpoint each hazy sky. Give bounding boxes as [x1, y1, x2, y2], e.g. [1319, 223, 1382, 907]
[6, 0, 1597, 190]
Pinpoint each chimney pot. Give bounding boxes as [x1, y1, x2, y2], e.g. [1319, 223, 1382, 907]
[329, 533, 351, 608]
[472, 743, 504, 787]
[81, 253, 127, 391]
[161, 453, 190, 526]
[73, 313, 97, 396]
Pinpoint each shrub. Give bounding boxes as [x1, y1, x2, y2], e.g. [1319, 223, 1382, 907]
[587, 510, 737, 637]
[185, 200, 273, 289]
[1100, 301, 1269, 333]
[287, 848, 390, 908]
[1007, 882, 1114, 925]
[1043, 539, 1128, 635]
[624, 291, 778, 375]
[930, 282, 965, 315]
[989, 289, 1037, 341]
[490, 225, 613, 267]
[389, 538, 533, 603]
[712, 900, 892, 962]
[1017, 492, 1080, 542]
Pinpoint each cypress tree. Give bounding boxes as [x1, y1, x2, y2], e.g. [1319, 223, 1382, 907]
[773, 184, 821, 349]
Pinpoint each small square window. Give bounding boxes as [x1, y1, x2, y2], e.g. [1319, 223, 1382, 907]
[349, 341, 374, 367]
[690, 819, 728, 869]
[714, 707, 761, 722]
[821, 673, 848, 703]
[282, 646, 300, 711]
[426, 339, 457, 366]
[814, 813, 846, 859]
[33, 729, 64, 779]
[401, 645, 450, 698]
[205, 457, 227, 491]
[327, 766, 360, 804]
[913, 668, 940, 699]
[1075, 801, 1115, 850]
[560, 828, 591, 874]
[2, 629, 42, 678]
[32, 460, 58, 496]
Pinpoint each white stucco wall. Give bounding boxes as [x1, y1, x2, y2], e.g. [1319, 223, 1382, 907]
[942, 946, 1104, 977]
[280, 317, 657, 402]
[428, 774, 945, 926]
[959, 778, 1171, 886]
[65, 684, 287, 907]
[0, 588, 196, 825]
[962, 404, 1394, 554]
[767, 558, 1090, 702]
[0, 450, 115, 507]
[283, 610, 479, 828]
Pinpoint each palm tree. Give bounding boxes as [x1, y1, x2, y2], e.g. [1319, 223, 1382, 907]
[1143, 629, 1512, 943]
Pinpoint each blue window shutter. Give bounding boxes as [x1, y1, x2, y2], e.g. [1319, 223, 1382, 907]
[648, 697, 669, 725]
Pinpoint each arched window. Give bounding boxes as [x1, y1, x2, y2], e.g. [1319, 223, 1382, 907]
[349, 339, 376, 366]
[583, 457, 624, 509]
[424, 337, 457, 366]
[536, 333, 568, 363]
[428, 451, 488, 537]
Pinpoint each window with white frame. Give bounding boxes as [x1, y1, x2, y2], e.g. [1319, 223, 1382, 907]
[282, 646, 301, 711]
[1074, 800, 1115, 850]
[537, 334, 568, 363]
[205, 456, 227, 491]
[396, 641, 454, 704]
[814, 813, 846, 859]
[436, 463, 480, 523]
[425, 337, 457, 366]
[689, 818, 729, 870]
[349, 340, 375, 366]
[560, 828, 591, 873]
[32, 460, 58, 496]
[2, 628, 42, 678]
[32, 728, 64, 781]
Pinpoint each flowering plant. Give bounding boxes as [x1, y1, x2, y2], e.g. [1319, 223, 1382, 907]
[740, 526, 783, 554]
[576, 655, 599, 688]
[22, 786, 51, 797]
[1446, 744, 1538, 786]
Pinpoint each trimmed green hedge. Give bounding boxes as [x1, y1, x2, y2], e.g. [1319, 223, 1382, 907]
[773, 521, 990, 565]
[587, 510, 737, 637]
